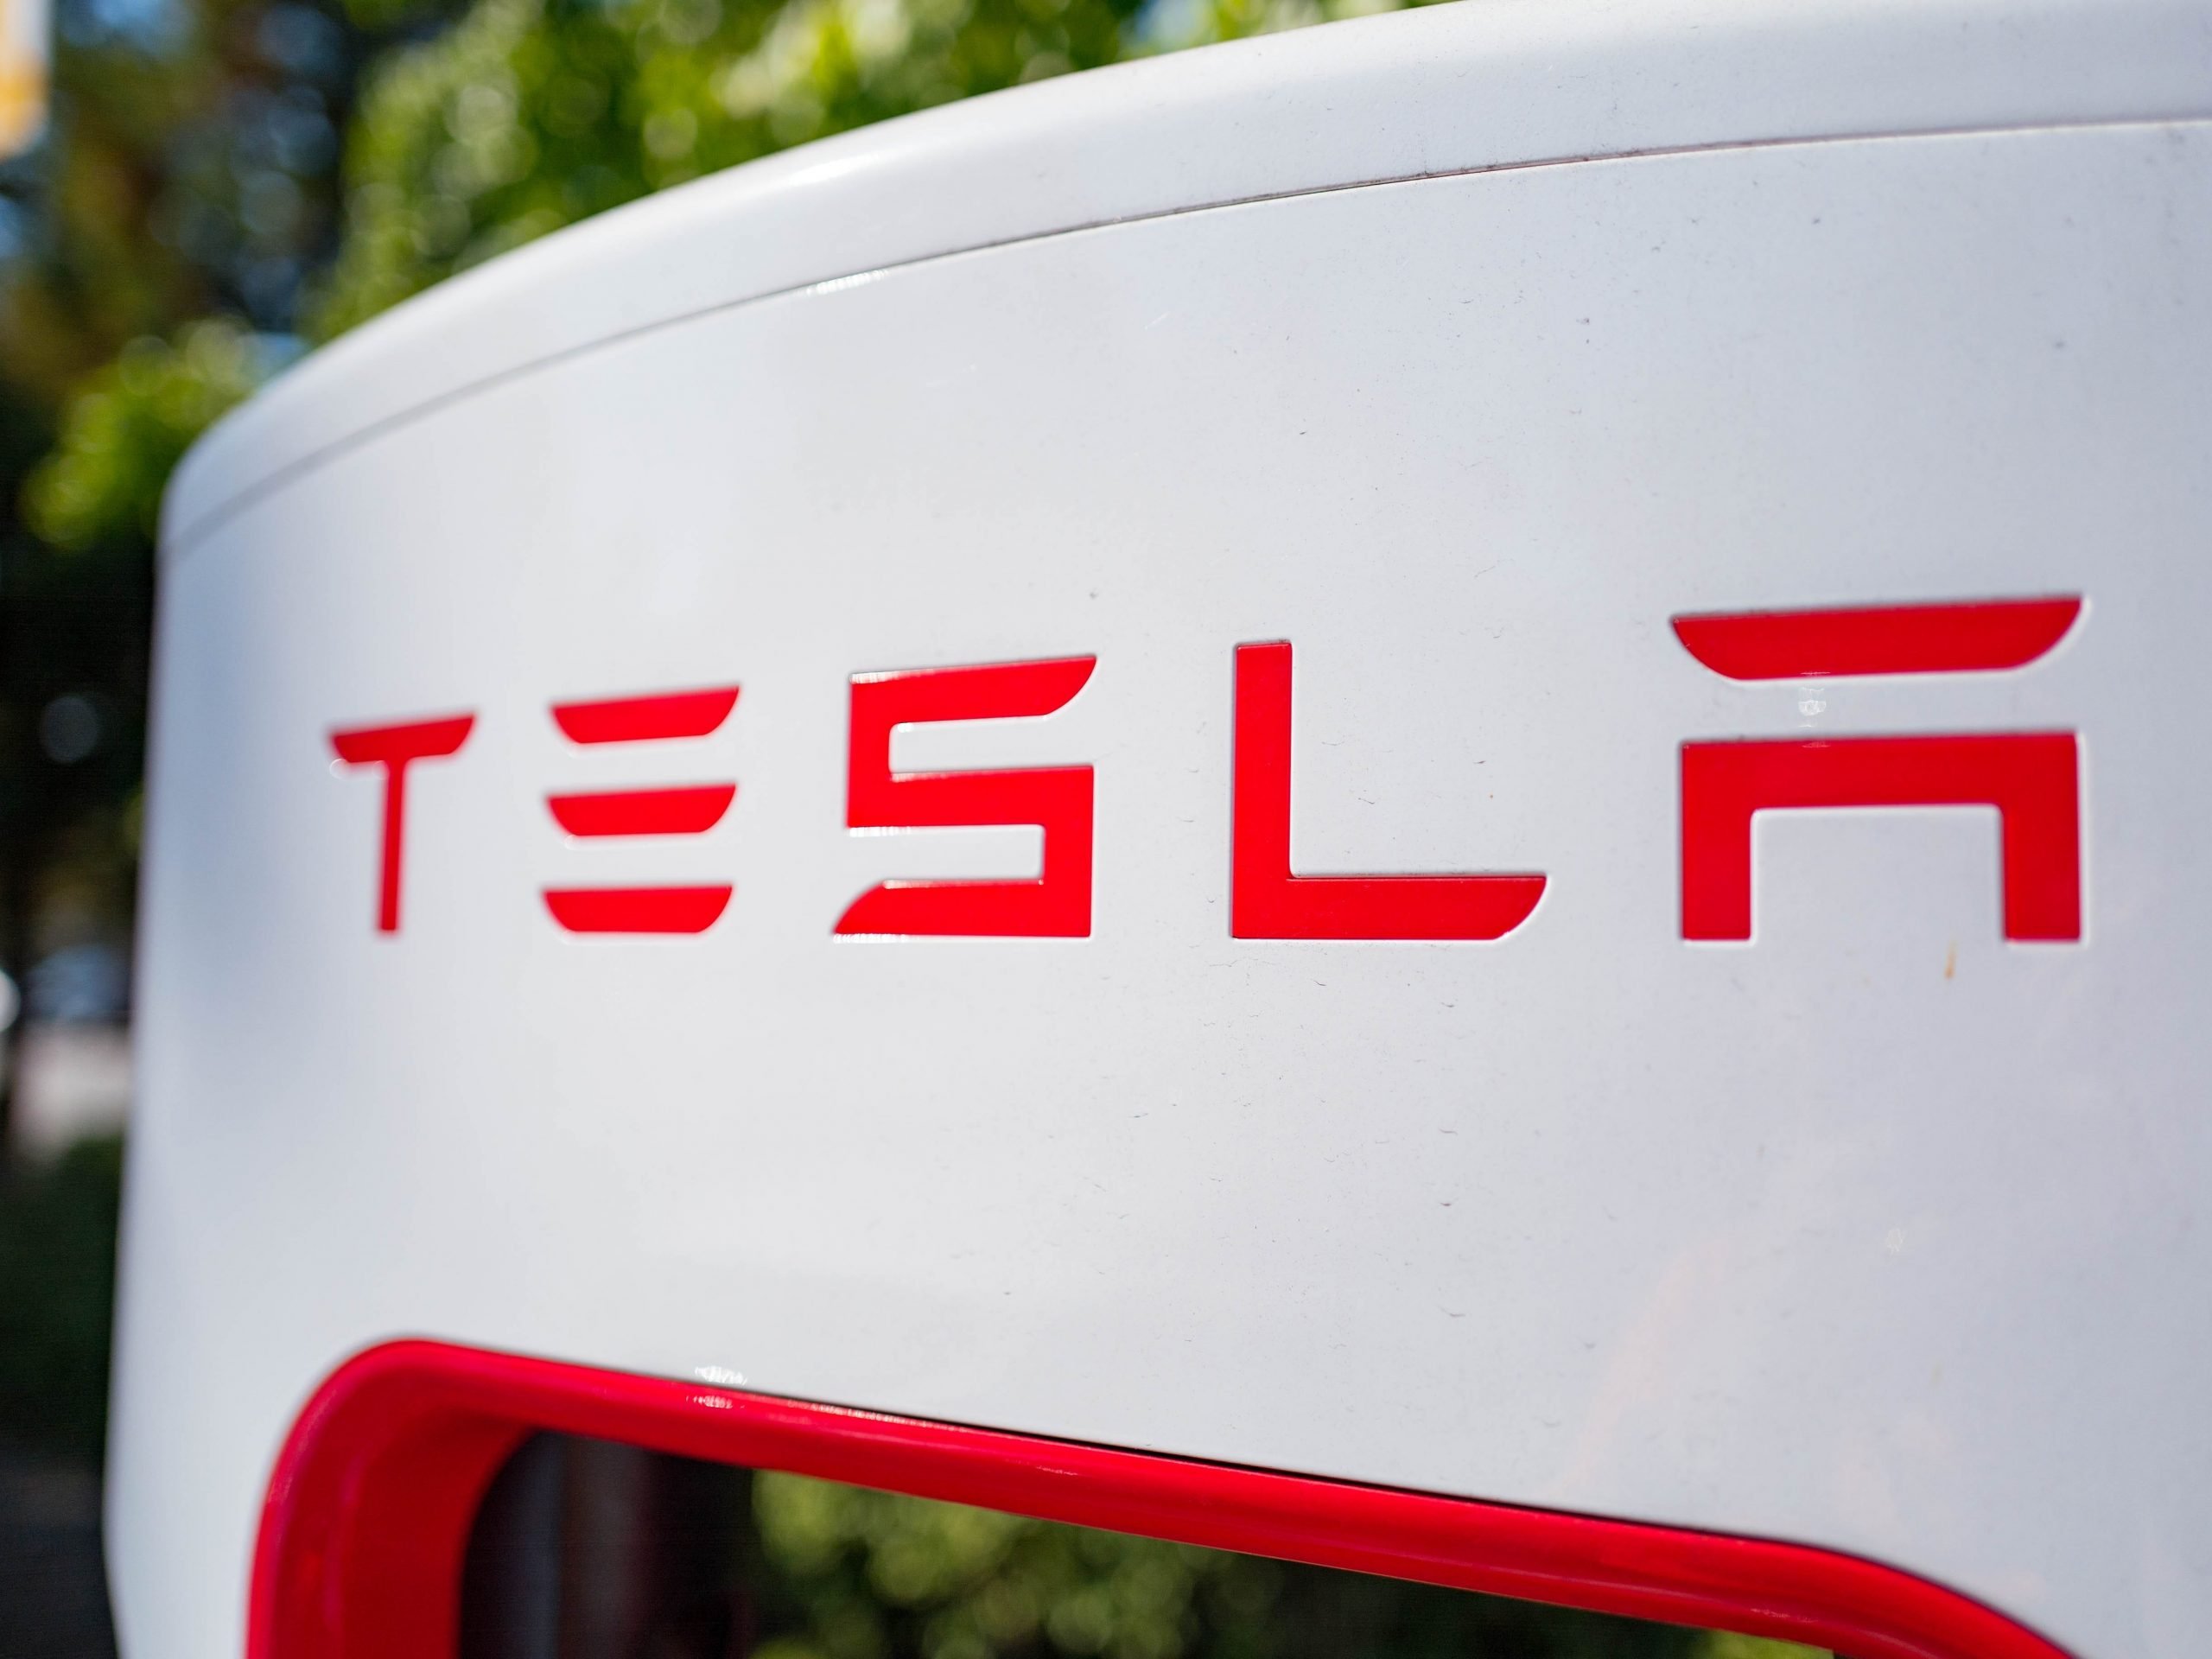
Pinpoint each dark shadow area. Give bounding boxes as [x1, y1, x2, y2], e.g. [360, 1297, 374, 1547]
[0, 1135, 122, 1656]
[0, 1447, 117, 1659]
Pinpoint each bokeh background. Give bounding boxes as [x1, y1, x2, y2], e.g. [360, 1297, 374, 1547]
[0, 0, 1827, 1650]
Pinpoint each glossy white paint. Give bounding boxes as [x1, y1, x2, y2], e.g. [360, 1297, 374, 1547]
[113, 2, 2212, 1656]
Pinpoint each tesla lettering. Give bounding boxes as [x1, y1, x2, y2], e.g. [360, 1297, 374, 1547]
[330, 596, 2084, 944]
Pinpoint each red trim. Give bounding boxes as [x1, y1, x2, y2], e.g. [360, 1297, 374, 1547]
[551, 686, 741, 744]
[1671, 598, 2081, 680]
[250, 1341, 2071, 1659]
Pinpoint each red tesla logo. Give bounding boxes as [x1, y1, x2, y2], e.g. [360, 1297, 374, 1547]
[329, 595, 2083, 945]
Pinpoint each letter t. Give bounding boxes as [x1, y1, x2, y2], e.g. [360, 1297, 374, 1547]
[330, 714, 475, 932]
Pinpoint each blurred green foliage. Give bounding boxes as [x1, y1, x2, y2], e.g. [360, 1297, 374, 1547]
[0, 1134, 122, 1459]
[308, 0, 1415, 334]
[26, 318, 285, 546]
[755, 1471, 1274, 1659]
[3, 0, 418, 404]
[747, 1472, 1831, 1659]
[1695, 1640, 1826, 1659]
